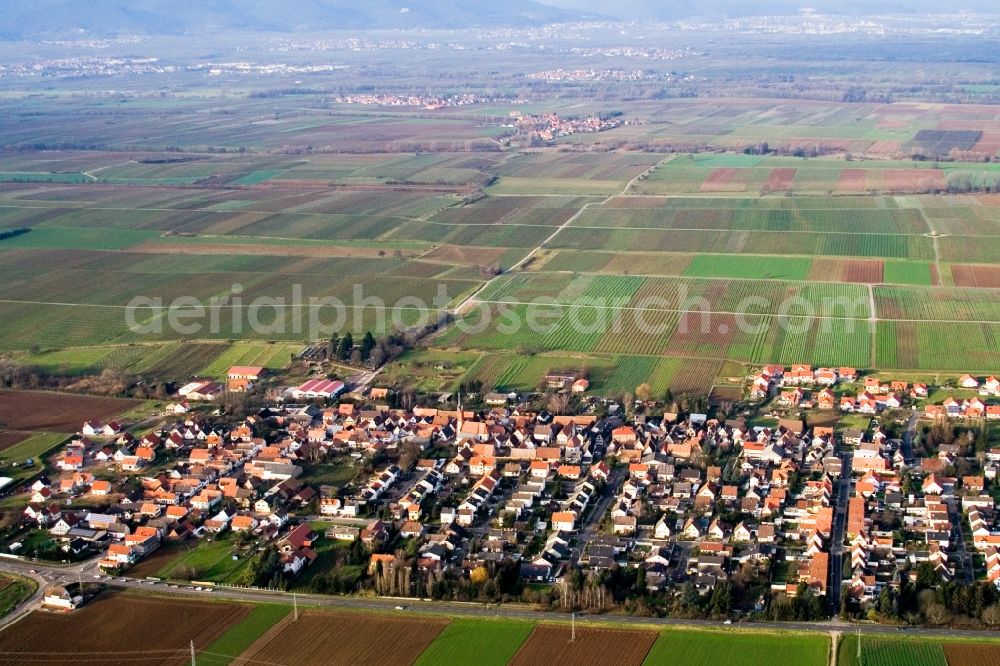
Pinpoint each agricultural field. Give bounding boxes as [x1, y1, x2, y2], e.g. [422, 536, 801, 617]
[0, 592, 251, 666]
[645, 629, 828, 666]
[634, 155, 949, 196]
[414, 619, 534, 666]
[237, 610, 446, 666]
[0, 391, 140, 432]
[196, 604, 292, 665]
[0, 98, 998, 383]
[509, 625, 658, 666]
[0, 431, 28, 452]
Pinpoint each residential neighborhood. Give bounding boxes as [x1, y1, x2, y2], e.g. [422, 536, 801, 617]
[4, 362, 1000, 626]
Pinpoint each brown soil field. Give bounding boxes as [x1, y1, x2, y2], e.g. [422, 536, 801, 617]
[422, 244, 507, 266]
[124, 546, 183, 578]
[0, 431, 29, 452]
[867, 140, 903, 156]
[810, 258, 884, 284]
[765, 168, 796, 192]
[700, 168, 739, 192]
[972, 133, 1000, 156]
[238, 610, 446, 666]
[0, 391, 140, 433]
[884, 168, 946, 192]
[845, 259, 884, 284]
[133, 241, 394, 259]
[509, 625, 658, 666]
[0, 592, 250, 666]
[943, 643, 1000, 665]
[930, 263, 941, 286]
[951, 264, 1000, 288]
[837, 169, 867, 192]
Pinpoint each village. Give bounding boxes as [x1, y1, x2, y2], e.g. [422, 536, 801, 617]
[4, 361, 1000, 621]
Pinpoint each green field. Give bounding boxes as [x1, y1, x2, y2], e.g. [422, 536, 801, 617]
[0, 433, 69, 482]
[197, 604, 292, 665]
[415, 619, 534, 666]
[683, 255, 813, 280]
[837, 634, 947, 666]
[646, 629, 829, 666]
[883, 261, 934, 285]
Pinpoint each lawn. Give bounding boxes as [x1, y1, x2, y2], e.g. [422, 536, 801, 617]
[157, 535, 249, 582]
[645, 629, 829, 666]
[197, 603, 291, 665]
[0, 573, 36, 618]
[299, 459, 358, 488]
[415, 619, 534, 666]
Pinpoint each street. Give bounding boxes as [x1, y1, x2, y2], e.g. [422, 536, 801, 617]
[4, 555, 1000, 640]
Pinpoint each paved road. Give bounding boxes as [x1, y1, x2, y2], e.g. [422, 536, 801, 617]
[3, 557, 1000, 640]
[828, 451, 853, 614]
[949, 500, 975, 582]
[902, 412, 918, 466]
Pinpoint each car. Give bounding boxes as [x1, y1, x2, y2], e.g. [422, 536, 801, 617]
[394, 605, 406, 610]
[723, 619, 732, 625]
[28, 569, 37, 574]
[195, 586, 203, 591]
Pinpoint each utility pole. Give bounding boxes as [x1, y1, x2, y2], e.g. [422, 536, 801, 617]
[293, 592, 298, 621]
[857, 628, 861, 661]
[571, 612, 575, 642]
[190, 639, 196, 666]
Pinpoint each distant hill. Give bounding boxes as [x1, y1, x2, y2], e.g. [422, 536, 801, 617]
[0, 0, 598, 40]
[540, 0, 1000, 20]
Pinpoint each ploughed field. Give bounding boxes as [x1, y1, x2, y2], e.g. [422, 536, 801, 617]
[0, 390, 140, 432]
[0, 593, 251, 666]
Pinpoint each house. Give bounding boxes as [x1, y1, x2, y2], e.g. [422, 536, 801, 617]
[551, 511, 576, 532]
[612, 515, 637, 536]
[90, 480, 112, 496]
[960, 374, 980, 389]
[231, 514, 258, 532]
[281, 548, 317, 574]
[42, 584, 84, 611]
[177, 380, 223, 401]
[280, 524, 315, 552]
[58, 455, 84, 472]
[227, 365, 264, 392]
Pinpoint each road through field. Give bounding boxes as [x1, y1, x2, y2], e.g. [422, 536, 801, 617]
[449, 155, 675, 316]
[2, 557, 1000, 644]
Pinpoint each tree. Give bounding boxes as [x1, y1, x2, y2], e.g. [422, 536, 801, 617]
[327, 333, 339, 360]
[470, 566, 490, 585]
[361, 332, 376, 361]
[982, 604, 1000, 626]
[338, 332, 354, 362]
[635, 383, 652, 402]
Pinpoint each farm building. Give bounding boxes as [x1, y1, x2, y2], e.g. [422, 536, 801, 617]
[288, 378, 346, 400]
